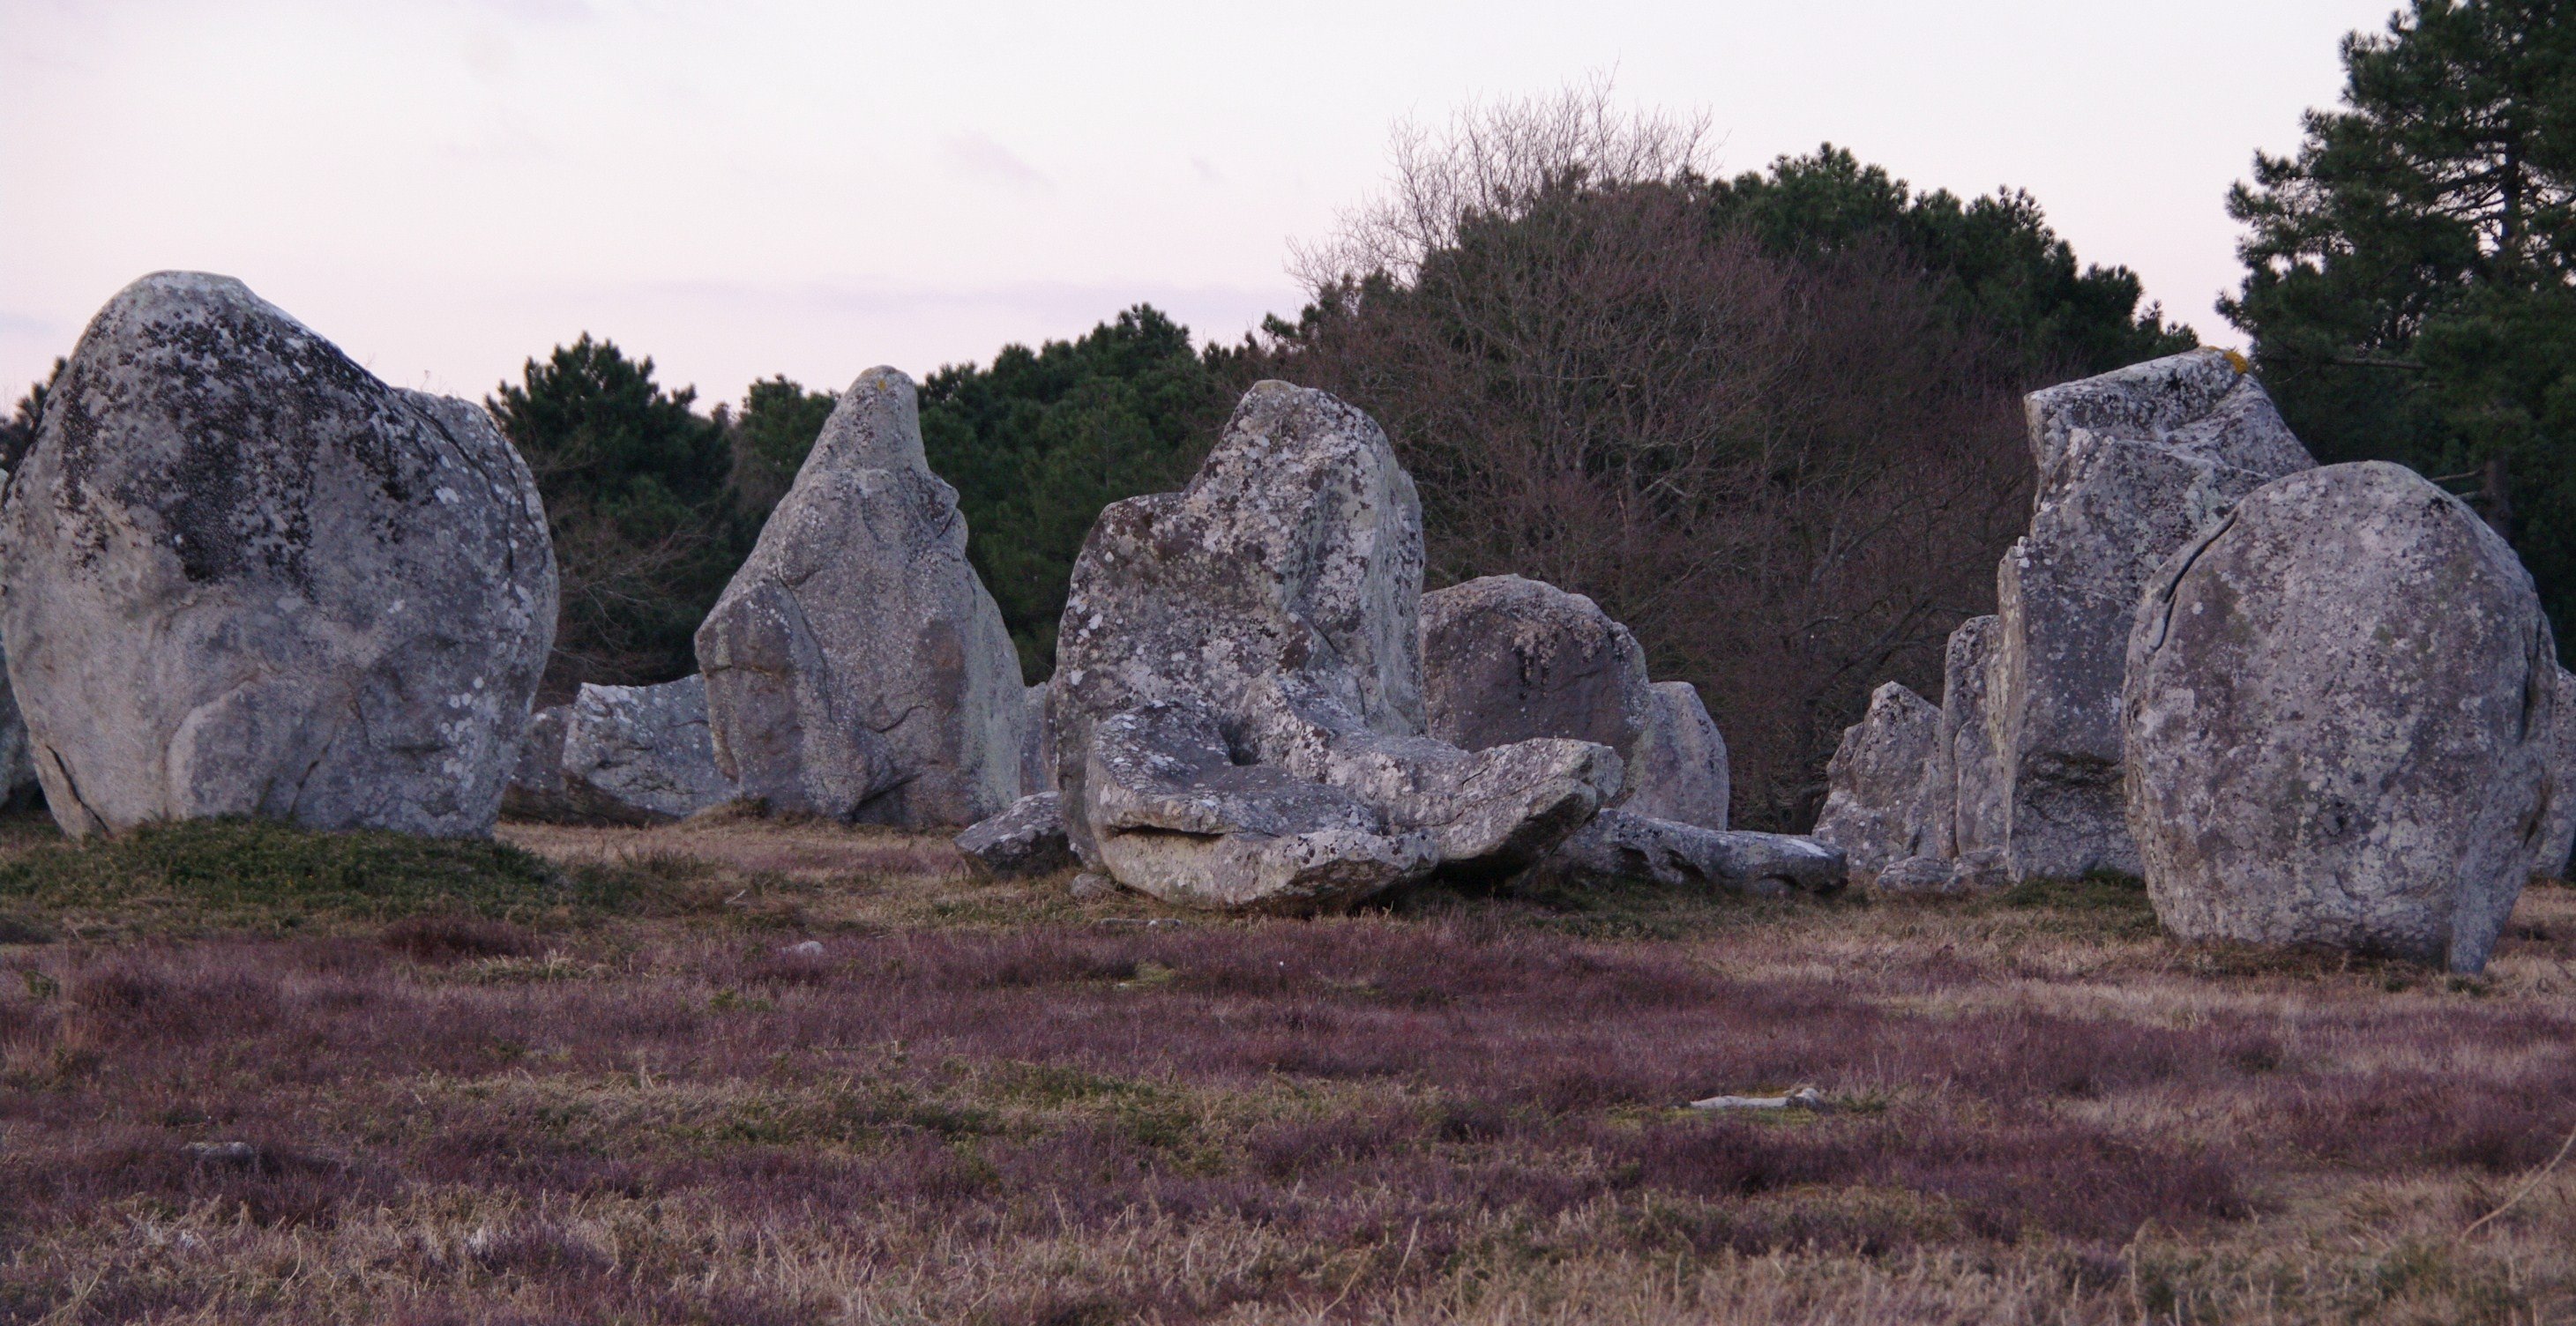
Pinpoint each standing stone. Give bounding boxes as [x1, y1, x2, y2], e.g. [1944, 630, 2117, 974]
[1935, 615, 2006, 859]
[2124, 462, 2557, 974]
[1019, 679, 1054, 795]
[556, 676, 736, 823]
[1050, 382, 1617, 909]
[1628, 682, 1730, 831]
[1812, 682, 1943, 876]
[2542, 667, 2576, 882]
[697, 368, 1027, 827]
[0, 272, 555, 838]
[1997, 349, 2312, 881]
[501, 704, 573, 819]
[1422, 575, 1652, 766]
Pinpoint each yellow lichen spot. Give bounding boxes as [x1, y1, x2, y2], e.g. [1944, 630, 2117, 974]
[2222, 348, 2251, 374]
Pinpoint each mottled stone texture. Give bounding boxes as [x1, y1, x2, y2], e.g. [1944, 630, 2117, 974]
[1422, 575, 1651, 768]
[1019, 680, 1054, 796]
[1052, 383, 1616, 910]
[1812, 682, 1942, 875]
[2543, 667, 2576, 882]
[557, 676, 736, 823]
[697, 368, 1027, 828]
[1997, 349, 2312, 881]
[1629, 682, 1730, 831]
[957, 791, 1073, 878]
[1419, 574, 1733, 830]
[0, 272, 555, 838]
[2124, 462, 2557, 974]
[1934, 615, 2006, 860]
[1534, 808, 1843, 896]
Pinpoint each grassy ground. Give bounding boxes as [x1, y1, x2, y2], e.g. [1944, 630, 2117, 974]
[1, 809, 2572, 1323]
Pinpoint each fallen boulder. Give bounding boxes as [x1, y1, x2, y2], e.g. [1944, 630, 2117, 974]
[2124, 461, 2557, 974]
[957, 790, 1075, 878]
[1532, 808, 1844, 897]
[697, 368, 1028, 828]
[1054, 383, 1617, 910]
[0, 272, 556, 838]
[1996, 349, 2312, 881]
[1812, 682, 1942, 875]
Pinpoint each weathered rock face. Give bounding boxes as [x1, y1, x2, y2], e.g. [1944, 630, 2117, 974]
[1019, 680, 1054, 796]
[1534, 809, 1843, 896]
[501, 704, 572, 818]
[1997, 349, 2313, 881]
[1422, 575, 1651, 764]
[1935, 615, 2005, 859]
[1812, 682, 1942, 875]
[0, 656, 38, 809]
[957, 791, 1074, 878]
[557, 676, 736, 823]
[1628, 682, 1730, 831]
[2542, 667, 2576, 882]
[0, 272, 556, 838]
[697, 368, 1028, 827]
[1054, 383, 1617, 909]
[2124, 462, 2557, 974]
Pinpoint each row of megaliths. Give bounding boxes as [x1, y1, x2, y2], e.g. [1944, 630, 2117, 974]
[1814, 349, 2576, 974]
[0, 272, 1040, 841]
[8, 272, 2562, 976]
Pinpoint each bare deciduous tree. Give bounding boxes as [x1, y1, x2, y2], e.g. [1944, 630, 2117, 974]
[1257, 83, 2032, 827]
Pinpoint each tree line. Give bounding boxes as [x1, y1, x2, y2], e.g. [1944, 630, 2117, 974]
[2, 1, 2553, 828]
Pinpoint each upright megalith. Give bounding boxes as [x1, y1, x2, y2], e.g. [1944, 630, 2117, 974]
[2124, 462, 2557, 974]
[1812, 682, 1943, 875]
[1936, 615, 2006, 860]
[697, 368, 1028, 827]
[0, 272, 555, 838]
[1630, 682, 1731, 831]
[1422, 576, 1653, 764]
[1996, 349, 2312, 880]
[1046, 382, 1617, 910]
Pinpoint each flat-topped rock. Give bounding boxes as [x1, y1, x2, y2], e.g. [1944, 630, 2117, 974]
[1996, 349, 2312, 881]
[1534, 808, 1844, 896]
[957, 791, 1074, 878]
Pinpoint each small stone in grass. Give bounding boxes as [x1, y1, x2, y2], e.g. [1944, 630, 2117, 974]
[1688, 1086, 1830, 1112]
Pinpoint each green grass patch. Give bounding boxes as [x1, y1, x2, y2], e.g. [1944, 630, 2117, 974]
[1985, 869, 2161, 938]
[0, 817, 718, 938]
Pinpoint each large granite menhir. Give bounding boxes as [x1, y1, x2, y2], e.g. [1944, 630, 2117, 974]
[697, 368, 1028, 828]
[1045, 382, 1617, 911]
[1994, 349, 2313, 881]
[1812, 682, 1942, 876]
[0, 272, 556, 838]
[2124, 462, 2558, 975]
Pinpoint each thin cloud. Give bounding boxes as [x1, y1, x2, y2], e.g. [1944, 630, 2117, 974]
[942, 132, 1052, 193]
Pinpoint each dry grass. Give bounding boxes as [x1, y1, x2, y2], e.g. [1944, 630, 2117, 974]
[2, 810, 2572, 1323]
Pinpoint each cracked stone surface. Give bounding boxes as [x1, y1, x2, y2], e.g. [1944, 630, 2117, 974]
[556, 675, 735, 823]
[1813, 682, 1943, 876]
[1996, 349, 2313, 881]
[697, 367, 1028, 827]
[0, 272, 555, 838]
[1051, 383, 1616, 910]
[2124, 461, 2556, 974]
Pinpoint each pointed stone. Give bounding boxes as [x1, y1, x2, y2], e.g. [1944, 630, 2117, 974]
[697, 368, 1028, 827]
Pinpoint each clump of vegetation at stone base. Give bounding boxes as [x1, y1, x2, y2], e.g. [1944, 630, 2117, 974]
[0, 819, 717, 939]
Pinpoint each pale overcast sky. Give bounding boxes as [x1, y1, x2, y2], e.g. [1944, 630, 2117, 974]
[3, 0, 2398, 410]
